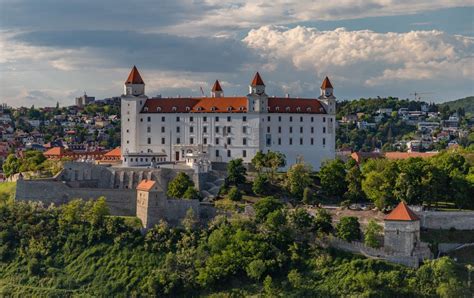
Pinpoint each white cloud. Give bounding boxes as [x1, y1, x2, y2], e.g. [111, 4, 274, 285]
[164, 0, 472, 36]
[243, 26, 474, 90]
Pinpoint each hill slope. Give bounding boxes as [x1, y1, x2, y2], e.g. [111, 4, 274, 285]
[439, 96, 474, 114]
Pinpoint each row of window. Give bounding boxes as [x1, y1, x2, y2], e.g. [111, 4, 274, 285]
[145, 137, 326, 146]
[133, 115, 332, 123]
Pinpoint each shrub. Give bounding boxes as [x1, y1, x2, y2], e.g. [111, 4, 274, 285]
[227, 186, 242, 201]
[336, 216, 361, 242]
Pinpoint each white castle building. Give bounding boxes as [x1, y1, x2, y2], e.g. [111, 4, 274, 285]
[121, 66, 336, 170]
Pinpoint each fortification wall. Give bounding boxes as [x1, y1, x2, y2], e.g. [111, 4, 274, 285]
[416, 211, 474, 230]
[15, 179, 136, 216]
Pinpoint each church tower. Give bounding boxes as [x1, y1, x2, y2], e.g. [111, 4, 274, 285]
[211, 80, 223, 98]
[318, 76, 336, 115]
[247, 72, 267, 113]
[121, 66, 147, 160]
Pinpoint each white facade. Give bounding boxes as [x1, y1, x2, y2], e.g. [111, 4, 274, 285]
[120, 68, 336, 170]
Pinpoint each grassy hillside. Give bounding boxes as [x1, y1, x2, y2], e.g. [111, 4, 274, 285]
[439, 96, 474, 114]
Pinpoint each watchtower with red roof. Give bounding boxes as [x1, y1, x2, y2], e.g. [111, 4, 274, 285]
[248, 72, 267, 113]
[384, 201, 421, 255]
[318, 76, 336, 115]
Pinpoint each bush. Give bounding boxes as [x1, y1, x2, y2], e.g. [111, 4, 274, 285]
[183, 187, 201, 200]
[227, 186, 242, 201]
[252, 174, 267, 195]
[254, 196, 283, 222]
[167, 172, 194, 199]
[336, 216, 361, 242]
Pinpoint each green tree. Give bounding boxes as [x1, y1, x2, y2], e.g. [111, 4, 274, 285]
[227, 186, 242, 201]
[302, 187, 312, 205]
[2, 154, 20, 177]
[251, 151, 266, 173]
[266, 151, 286, 183]
[364, 219, 382, 248]
[344, 164, 365, 202]
[183, 187, 201, 200]
[226, 159, 247, 185]
[167, 172, 194, 199]
[252, 173, 267, 195]
[314, 208, 333, 234]
[286, 163, 312, 199]
[336, 216, 361, 242]
[254, 196, 283, 222]
[319, 159, 347, 198]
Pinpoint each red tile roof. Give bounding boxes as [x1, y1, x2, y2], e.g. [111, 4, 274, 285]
[125, 66, 144, 84]
[137, 179, 156, 191]
[212, 80, 223, 92]
[267, 97, 326, 113]
[104, 147, 121, 157]
[251, 72, 265, 86]
[44, 147, 64, 156]
[142, 97, 247, 113]
[385, 201, 420, 221]
[321, 76, 333, 89]
[384, 152, 438, 160]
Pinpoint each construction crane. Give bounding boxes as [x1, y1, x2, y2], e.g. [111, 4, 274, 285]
[409, 92, 433, 101]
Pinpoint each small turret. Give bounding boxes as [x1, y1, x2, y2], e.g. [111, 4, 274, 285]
[320, 76, 334, 98]
[249, 72, 265, 95]
[124, 65, 145, 96]
[318, 76, 336, 115]
[211, 80, 223, 98]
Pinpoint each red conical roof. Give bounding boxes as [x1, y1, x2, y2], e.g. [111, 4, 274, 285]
[212, 80, 223, 92]
[321, 76, 333, 89]
[125, 65, 144, 84]
[385, 201, 420, 221]
[251, 72, 265, 86]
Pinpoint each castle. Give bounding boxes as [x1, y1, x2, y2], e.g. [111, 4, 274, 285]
[120, 66, 336, 169]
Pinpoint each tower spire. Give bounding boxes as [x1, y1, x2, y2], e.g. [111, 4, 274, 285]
[211, 80, 223, 98]
[125, 65, 145, 85]
[250, 72, 265, 86]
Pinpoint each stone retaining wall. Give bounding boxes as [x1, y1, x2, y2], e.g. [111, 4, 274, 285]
[416, 211, 474, 230]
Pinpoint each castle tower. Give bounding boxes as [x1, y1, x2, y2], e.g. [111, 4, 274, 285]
[318, 76, 336, 115]
[384, 201, 421, 255]
[121, 66, 148, 161]
[211, 80, 223, 98]
[247, 72, 267, 113]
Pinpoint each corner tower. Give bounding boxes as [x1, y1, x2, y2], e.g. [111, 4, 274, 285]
[211, 80, 223, 98]
[384, 201, 421, 255]
[318, 76, 336, 115]
[121, 66, 148, 160]
[247, 72, 267, 113]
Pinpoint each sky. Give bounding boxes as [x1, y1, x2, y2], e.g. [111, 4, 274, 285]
[0, 1, 473, 107]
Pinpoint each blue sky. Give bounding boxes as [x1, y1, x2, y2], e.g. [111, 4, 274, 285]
[0, 1, 473, 107]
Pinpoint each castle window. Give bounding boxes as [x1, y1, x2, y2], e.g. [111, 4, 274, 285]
[211, 106, 216, 111]
[289, 116, 293, 122]
[300, 116, 303, 122]
[144, 107, 149, 112]
[323, 117, 326, 123]
[267, 126, 270, 133]
[227, 150, 231, 157]
[242, 126, 247, 134]
[227, 126, 231, 133]
[172, 106, 177, 112]
[311, 138, 314, 145]
[186, 106, 191, 112]
[239, 106, 244, 111]
[190, 126, 194, 133]
[203, 126, 207, 133]
[289, 138, 293, 145]
[161, 127, 165, 133]
[176, 116, 180, 122]
[215, 138, 219, 145]
[286, 107, 290, 112]
[127, 129, 130, 133]
[300, 127, 303, 133]
[216, 150, 219, 157]
[243, 150, 247, 158]
[227, 116, 231, 122]
[296, 107, 301, 112]
[266, 107, 270, 112]
[227, 138, 231, 145]
[323, 137, 326, 146]
[289, 127, 293, 133]
[306, 107, 311, 112]
[267, 116, 271, 121]
[276, 106, 280, 111]
[190, 116, 194, 122]
[161, 138, 165, 144]
[157, 107, 162, 112]
[278, 138, 281, 145]
[243, 116, 247, 122]
[198, 107, 203, 111]
[300, 138, 303, 145]
[243, 138, 247, 145]
[190, 137, 194, 144]
[177, 127, 180, 133]
[162, 116, 165, 122]
[227, 107, 232, 111]
[311, 127, 314, 133]
[147, 127, 151, 133]
[323, 127, 326, 134]
[278, 126, 281, 133]
[176, 137, 181, 144]
[203, 138, 207, 145]
[215, 116, 219, 122]
[203, 116, 207, 122]
[311, 116, 314, 122]
[215, 126, 219, 133]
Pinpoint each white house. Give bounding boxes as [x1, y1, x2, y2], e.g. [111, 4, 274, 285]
[120, 66, 336, 170]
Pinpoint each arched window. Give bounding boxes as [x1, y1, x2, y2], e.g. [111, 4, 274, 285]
[172, 106, 177, 112]
[239, 106, 244, 111]
[275, 106, 280, 111]
[143, 107, 149, 112]
[157, 107, 162, 112]
[227, 106, 232, 111]
[211, 106, 216, 111]
[296, 107, 301, 112]
[286, 106, 290, 112]
[306, 107, 311, 112]
[197, 106, 203, 111]
[185, 106, 191, 112]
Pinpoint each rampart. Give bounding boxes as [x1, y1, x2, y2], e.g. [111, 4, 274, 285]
[416, 211, 474, 230]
